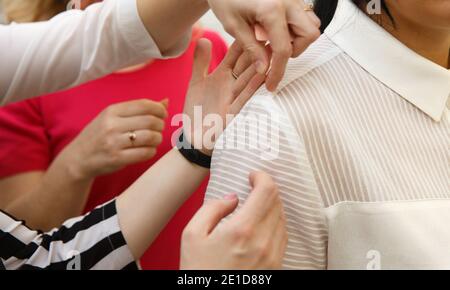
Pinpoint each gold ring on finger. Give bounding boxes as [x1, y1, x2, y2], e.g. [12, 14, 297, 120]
[128, 131, 137, 146]
[304, 3, 314, 11]
[231, 71, 239, 80]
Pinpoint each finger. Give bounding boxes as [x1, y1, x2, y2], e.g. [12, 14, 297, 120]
[253, 199, 286, 269]
[119, 115, 166, 132]
[119, 130, 163, 149]
[231, 64, 257, 100]
[232, 50, 253, 76]
[233, 172, 278, 224]
[114, 99, 168, 119]
[288, 8, 321, 58]
[227, 20, 269, 74]
[118, 147, 158, 165]
[191, 38, 212, 83]
[268, 214, 288, 269]
[221, 41, 244, 70]
[305, 10, 322, 28]
[187, 194, 239, 235]
[262, 12, 293, 92]
[229, 73, 265, 115]
[160, 98, 169, 109]
[258, 195, 283, 236]
[233, 50, 269, 96]
[275, 208, 288, 261]
[230, 45, 270, 103]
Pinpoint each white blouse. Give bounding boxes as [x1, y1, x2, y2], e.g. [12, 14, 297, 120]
[206, 0, 450, 269]
[0, 0, 190, 105]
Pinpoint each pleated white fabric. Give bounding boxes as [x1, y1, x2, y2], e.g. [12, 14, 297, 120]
[206, 0, 450, 269]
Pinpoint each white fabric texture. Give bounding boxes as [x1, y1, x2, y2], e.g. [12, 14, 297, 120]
[206, 0, 450, 269]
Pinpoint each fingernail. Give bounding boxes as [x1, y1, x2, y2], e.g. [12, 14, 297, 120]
[224, 193, 238, 201]
[255, 61, 267, 75]
[161, 98, 169, 108]
[266, 82, 276, 92]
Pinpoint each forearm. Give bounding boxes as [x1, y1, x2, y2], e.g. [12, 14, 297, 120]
[1, 0, 202, 105]
[137, 0, 209, 54]
[6, 155, 94, 231]
[116, 148, 208, 259]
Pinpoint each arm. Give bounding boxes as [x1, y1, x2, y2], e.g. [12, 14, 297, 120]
[0, 173, 44, 207]
[0, 99, 93, 231]
[0, 153, 205, 270]
[116, 41, 287, 269]
[1, 40, 286, 270]
[116, 148, 208, 259]
[1, 158, 94, 232]
[0, 0, 200, 104]
[1, 0, 322, 105]
[116, 39, 266, 259]
[137, 0, 208, 55]
[0, 200, 135, 270]
[1, 166, 284, 270]
[0, 99, 168, 231]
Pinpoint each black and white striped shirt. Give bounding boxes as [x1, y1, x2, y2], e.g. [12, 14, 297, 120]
[0, 200, 137, 270]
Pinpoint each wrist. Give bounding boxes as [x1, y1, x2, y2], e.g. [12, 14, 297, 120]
[56, 151, 93, 183]
[177, 132, 212, 169]
[184, 129, 214, 157]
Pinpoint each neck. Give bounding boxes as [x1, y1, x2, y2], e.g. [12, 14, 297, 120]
[379, 13, 450, 69]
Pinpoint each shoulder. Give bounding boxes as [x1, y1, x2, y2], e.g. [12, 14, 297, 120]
[227, 36, 350, 148]
[242, 34, 365, 125]
[238, 36, 343, 117]
[275, 34, 343, 93]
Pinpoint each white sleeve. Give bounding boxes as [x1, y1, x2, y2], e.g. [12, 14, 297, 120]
[206, 93, 328, 269]
[0, 0, 191, 105]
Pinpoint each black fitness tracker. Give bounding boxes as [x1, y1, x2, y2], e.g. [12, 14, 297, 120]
[176, 132, 212, 169]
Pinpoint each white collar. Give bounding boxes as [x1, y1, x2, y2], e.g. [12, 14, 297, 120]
[325, 0, 450, 122]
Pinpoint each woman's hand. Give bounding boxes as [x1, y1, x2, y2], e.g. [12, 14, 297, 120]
[116, 49, 287, 264]
[183, 39, 267, 156]
[62, 99, 168, 180]
[207, 0, 321, 92]
[180, 171, 288, 269]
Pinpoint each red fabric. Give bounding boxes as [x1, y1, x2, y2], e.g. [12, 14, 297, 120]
[0, 30, 228, 269]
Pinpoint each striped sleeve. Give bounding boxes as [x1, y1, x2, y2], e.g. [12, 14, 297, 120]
[206, 93, 329, 269]
[0, 200, 137, 270]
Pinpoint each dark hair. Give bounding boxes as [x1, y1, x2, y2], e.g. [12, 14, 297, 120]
[314, 0, 393, 33]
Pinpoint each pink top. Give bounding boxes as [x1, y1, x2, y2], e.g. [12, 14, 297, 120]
[0, 30, 228, 269]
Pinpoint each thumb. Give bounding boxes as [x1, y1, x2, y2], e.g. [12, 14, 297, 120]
[235, 171, 278, 223]
[187, 194, 239, 235]
[191, 38, 212, 83]
[160, 98, 169, 109]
